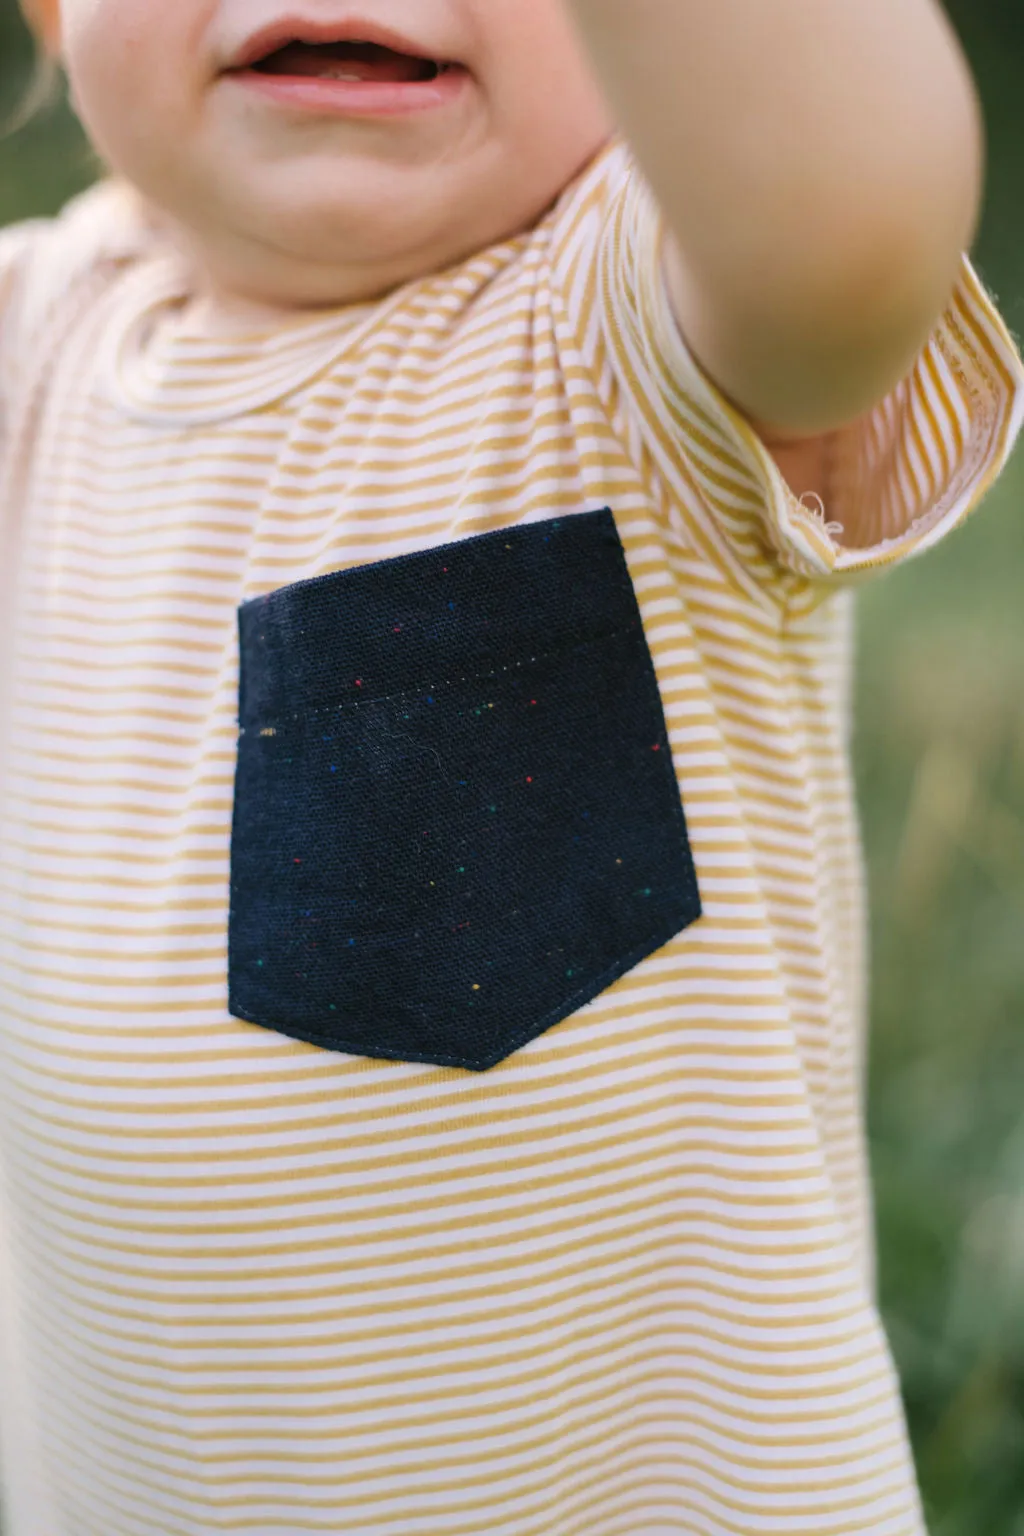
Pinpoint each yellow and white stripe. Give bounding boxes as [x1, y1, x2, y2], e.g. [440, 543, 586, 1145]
[0, 141, 1020, 1535]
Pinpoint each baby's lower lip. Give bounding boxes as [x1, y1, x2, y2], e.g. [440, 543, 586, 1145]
[224, 64, 469, 118]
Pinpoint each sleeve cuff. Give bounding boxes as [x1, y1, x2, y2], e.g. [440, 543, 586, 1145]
[639, 224, 1024, 585]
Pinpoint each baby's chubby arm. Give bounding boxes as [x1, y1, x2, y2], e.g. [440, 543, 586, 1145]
[565, 0, 981, 445]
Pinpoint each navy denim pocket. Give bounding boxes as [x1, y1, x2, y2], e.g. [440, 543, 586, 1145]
[228, 511, 701, 1071]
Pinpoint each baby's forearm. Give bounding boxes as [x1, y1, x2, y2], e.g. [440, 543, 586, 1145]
[566, 0, 982, 436]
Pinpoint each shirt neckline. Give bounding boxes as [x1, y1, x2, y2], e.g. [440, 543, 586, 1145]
[97, 137, 624, 429]
[100, 254, 381, 427]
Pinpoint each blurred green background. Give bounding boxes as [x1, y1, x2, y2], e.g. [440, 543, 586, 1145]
[1, 3, 1022, 1532]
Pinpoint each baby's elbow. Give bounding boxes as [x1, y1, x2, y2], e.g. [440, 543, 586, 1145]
[781, 92, 983, 426]
[814, 212, 975, 425]
[710, 208, 977, 438]
[773, 82, 982, 429]
[669, 119, 983, 438]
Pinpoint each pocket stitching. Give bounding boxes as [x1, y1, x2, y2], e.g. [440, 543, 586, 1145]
[240, 621, 643, 732]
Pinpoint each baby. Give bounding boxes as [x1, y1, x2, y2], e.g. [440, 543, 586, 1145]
[1, 1, 1022, 1533]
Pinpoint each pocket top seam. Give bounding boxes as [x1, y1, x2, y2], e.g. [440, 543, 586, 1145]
[239, 618, 645, 733]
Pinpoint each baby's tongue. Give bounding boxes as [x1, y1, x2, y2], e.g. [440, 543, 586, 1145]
[257, 41, 434, 82]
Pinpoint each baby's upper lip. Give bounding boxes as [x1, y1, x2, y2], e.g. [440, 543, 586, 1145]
[226, 15, 450, 72]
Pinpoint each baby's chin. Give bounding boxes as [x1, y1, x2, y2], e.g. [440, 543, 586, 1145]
[157, 143, 597, 324]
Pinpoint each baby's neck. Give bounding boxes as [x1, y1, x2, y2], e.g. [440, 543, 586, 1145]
[138, 196, 380, 340]
[174, 288, 352, 340]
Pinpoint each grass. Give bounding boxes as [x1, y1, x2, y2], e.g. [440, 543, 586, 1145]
[858, 449, 1024, 1535]
[1, 7, 1023, 1530]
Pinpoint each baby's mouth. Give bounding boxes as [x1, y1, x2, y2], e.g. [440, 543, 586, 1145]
[248, 40, 450, 84]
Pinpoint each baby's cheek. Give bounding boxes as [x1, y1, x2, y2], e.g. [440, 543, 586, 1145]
[62, 0, 204, 177]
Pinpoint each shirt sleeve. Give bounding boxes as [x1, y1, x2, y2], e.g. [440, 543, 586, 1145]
[0, 180, 158, 450]
[0, 217, 49, 447]
[572, 146, 1024, 596]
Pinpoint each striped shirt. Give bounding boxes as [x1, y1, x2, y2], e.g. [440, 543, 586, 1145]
[0, 141, 1021, 1536]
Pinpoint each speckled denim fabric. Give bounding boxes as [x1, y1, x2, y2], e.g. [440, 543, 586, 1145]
[228, 510, 701, 1070]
